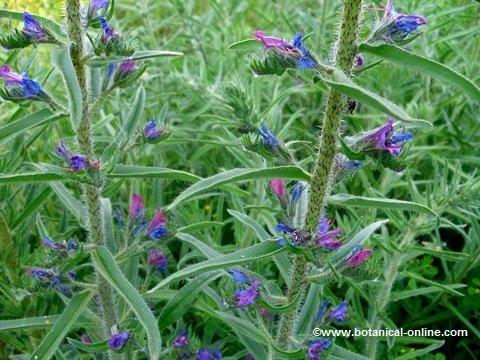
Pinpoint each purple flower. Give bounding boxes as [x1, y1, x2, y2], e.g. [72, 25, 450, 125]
[197, 348, 222, 360]
[307, 338, 332, 360]
[99, 17, 118, 43]
[107, 330, 130, 351]
[42, 237, 66, 251]
[354, 53, 364, 68]
[143, 120, 169, 143]
[328, 300, 348, 323]
[235, 279, 261, 308]
[0, 65, 44, 99]
[246, 355, 255, 360]
[22, 12, 46, 41]
[147, 249, 168, 272]
[173, 331, 188, 348]
[114, 60, 136, 83]
[80, 334, 91, 344]
[252, 30, 316, 69]
[129, 193, 145, 219]
[87, 0, 109, 20]
[316, 218, 342, 250]
[67, 271, 77, 280]
[228, 269, 250, 283]
[364, 118, 412, 156]
[147, 209, 168, 240]
[270, 179, 286, 203]
[375, 0, 427, 43]
[55, 142, 88, 172]
[346, 246, 373, 266]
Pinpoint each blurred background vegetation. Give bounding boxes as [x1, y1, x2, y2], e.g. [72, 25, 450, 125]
[0, 0, 479, 358]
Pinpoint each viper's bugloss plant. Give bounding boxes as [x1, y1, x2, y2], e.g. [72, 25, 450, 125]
[1, 0, 479, 359]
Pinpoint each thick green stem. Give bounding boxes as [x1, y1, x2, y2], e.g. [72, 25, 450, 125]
[65, 0, 118, 338]
[275, 0, 362, 350]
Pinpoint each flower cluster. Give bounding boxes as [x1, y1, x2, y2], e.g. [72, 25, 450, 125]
[229, 269, 261, 308]
[371, 0, 427, 44]
[92, 17, 135, 57]
[242, 124, 292, 164]
[55, 142, 89, 172]
[345, 245, 372, 266]
[307, 338, 332, 360]
[250, 30, 317, 75]
[148, 249, 168, 273]
[0, 65, 54, 107]
[107, 329, 130, 352]
[0, 12, 60, 50]
[103, 60, 147, 91]
[347, 118, 413, 171]
[171, 331, 222, 360]
[42, 237, 78, 255]
[316, 299, 349, 324]
[27, 267, 73, 296]
[144, 120, 171, 144]
[87, 0, 109, 23]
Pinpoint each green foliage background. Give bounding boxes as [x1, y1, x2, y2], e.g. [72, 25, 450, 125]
[0, 0, 479, 359]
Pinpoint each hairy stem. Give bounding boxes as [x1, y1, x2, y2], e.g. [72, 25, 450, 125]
[275, 0, 363, 350]
[65, 0, 118, 338]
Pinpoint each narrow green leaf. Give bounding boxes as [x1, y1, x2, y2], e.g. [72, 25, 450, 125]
[327, 194, 437, 216]
[391, 284, 466, 302]
[0, 210, 15, 270]
[87, 50, 184, 67]
[322, 69, 431, 127]
[330, 220, 388, 264]
[401, 271, 464, 297]
[29, 290, 94, 360]
[0, 315, 94, 332]
[108, 164, 200, 182]
[0, 172, 67, 184]
[408, 245, 470, 261]
[92, 246, 161, 359]
[146, 241, 285, 292]
[395, 341, 444, 360]
[359, 43, 480, 103]
[159, 272, 222, 329]
[228, 38, 262, 50]
[167, 167, 311, 210]
[51, 47, 83, 128]
[12, 187, 52, 229]
[227, 209, 291, 281]
[330, 345, 369, 360]
[175, 232, 221, 258]
[295, 283, 321, 335]
[0, 109, 66, 145]
[66, 338, 108, 353]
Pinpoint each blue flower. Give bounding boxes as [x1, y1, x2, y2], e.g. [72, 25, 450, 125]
[258, 124, 279, 149]
[290, 182, 305, 205]
[328, 300, 348, 323]
[307, 338, 332, 360]
[87, 0, 109, 21]
[55, 142, 88, 172]
[197, 349, 222, 360]
[291, 33, 317, 69]
[235, 280, 261, 308]
[276, 223, 294, 233]
[23, 12, 46, 41]
[228, 269, 250, 283]
[0, 65, 44, 99]
[42, 237, 66, 251]
[107, 330, 130, 351]
[144, 120, 170, 143]
[316, 299, 329, 321]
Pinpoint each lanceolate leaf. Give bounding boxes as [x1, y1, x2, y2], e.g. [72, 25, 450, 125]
[167, 167, 311, 210]
[0, 109, 66, 145]
[29, 290, 94, 360]
[322, 69, 431, 128]
[158, 271, 222, 329]
[92, 246, 162, 359]
[359, 43, 480, 104]
[228, 38, 262, 50]
[51, 47, 83, 129]
[146, 241, 285, 292]
[0, 172, 67, 184]
[327, 194, 437, 216]
[331, 220, 388, 264]
[87, 50, 184, 67]
[0, 315, 93, 332]
[108, 165, 200, 182]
